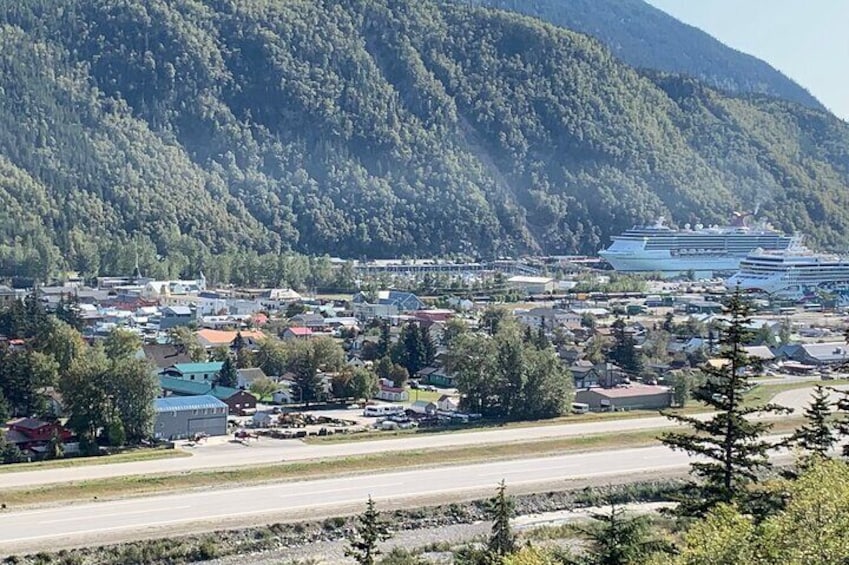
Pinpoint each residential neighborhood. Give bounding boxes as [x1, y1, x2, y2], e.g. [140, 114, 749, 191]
[2, 267, 849, 461]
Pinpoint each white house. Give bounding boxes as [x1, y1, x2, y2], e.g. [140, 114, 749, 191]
[437, 395, 460, 412]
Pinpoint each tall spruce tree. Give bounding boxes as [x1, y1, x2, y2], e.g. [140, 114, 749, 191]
[660, 288, 790, 517]
[609, 317, 643, 375]
[487, 480, 516, 559]
[419, 324, 436, 367]
[793, 385, 836, 458]
[345, 496, 391, 565]
[216, 356, 239, 388]
[376, 321, 391, 359]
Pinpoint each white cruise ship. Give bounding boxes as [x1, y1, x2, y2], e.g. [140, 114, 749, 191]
[726, 243, 849, 299]
[599, 216, 793, 273]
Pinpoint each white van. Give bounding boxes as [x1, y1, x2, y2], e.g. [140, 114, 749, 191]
[571, 402, 590, 414]
[363, 404, 405, 417]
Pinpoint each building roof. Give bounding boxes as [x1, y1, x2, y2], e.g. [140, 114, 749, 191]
[153, 395, 228, 412]
[142, 344, 193, 369]
[237, 367, 267, 383]
[163, 306, 193, 316]
[8, 417, 50, 431]
[591, 384, 671, 399]
[285, 326, 313, 336]
[799, 342, 849, 362]
[507, 276, 554, 284]
[166, 362, 224, 375]
[159, 375, 242, 400]
[743, 345, 776, 361]
[195, 329, 266, 347]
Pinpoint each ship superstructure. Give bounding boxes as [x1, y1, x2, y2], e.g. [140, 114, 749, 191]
[599, 216, 793, 273]
[726, 242, 849, 299]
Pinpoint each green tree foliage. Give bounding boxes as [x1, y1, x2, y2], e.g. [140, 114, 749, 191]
[609, 318, 643, 375]
[670, 458, 849, 564]
[661, 290, 790, 517]
[0, 432, 23, 464]
[389, 365, 409, 388]
[0, 349, 58, 416]
[346, 496, 391, 565]
[392, 323, 430, 376]
[286, 337, 345, 404]
[377, 322, 392, 359]
[249, 376, 278, 401]
[792, 385, 836, 458]
[488, 480, 516, 559]
[169, 327, 206, 363]
[446, 321, 572, 420]
[0, 1, 847, 279]
[441, 318, 467, 349]
[216, 357, 239, 388]
[255, 338, 289, 377]
[477, 0, 823, 109]
[573, 501, 671, 565]
[375, 357, 395, 382]
[104, 328, 141, 361]
[62, 346, 158, 449]
[332, 368, 379, 400]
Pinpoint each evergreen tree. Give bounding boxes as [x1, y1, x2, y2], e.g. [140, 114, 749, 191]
[54, 294, 83, 332]
[345, 496, 391, 565]
[661, 289, 790, 517]
[523, 325, 534, 344]
[419, 325, 436, 367]
[231, 331, 246, 353]
[535, 326, 550, 350]
[394, 323, 426, 376]
[609, 318, 643, 375]
[216, 356, 239, 388]
[487, 480, 516, 559]
[662, 312, 674, 333]
[793, 385, 835, 458]
[576, 500, 671, 565]
[376, 321, 391, 359]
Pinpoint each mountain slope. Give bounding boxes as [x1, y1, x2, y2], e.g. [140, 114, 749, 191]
[0, 0, 848, 284]
[475, 0, 824, 110]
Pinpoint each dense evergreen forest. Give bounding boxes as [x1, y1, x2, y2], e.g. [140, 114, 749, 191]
[475, 0, 823, 110]
[1, 0, 848, 285]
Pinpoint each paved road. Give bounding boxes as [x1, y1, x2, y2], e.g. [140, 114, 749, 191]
[1, 382, 833, 489]
[0, 415, 696, 488]
[0, 445, 692, 552]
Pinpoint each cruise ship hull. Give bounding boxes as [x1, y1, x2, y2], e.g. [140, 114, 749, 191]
[600, 250, 745, 273]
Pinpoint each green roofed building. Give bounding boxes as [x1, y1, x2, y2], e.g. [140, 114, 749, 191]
[161, 362, 224, 383]
[158, 375, 257, 416]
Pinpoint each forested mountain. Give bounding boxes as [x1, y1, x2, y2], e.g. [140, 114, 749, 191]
[1, 0, 848, 285]
[476, 0, 824, 110]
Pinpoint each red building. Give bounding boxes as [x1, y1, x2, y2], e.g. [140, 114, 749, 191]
[4, 418, 73, 452]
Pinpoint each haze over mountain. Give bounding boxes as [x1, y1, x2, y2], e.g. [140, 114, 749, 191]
[1, 0, 848, 284]
[476, 0, 824, 111]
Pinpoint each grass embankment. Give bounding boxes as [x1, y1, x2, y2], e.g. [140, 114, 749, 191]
[741, 379, 849, 409]
[0, 447, 189, 474]
[0, 417, 806, 508]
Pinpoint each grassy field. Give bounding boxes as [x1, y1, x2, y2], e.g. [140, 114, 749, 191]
[0, 417, 807, 508]
[0, 447, 190, 474]
[741, 378, 849, 409]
